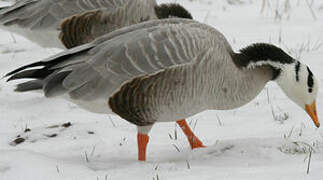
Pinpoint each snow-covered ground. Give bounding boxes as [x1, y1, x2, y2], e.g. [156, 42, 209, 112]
[1, 0, 323, 179]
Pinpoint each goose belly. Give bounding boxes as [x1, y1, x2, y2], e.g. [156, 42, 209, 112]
[153, 81, 268, 122]
[64, 95, 113, 114]
[155, 101, 208, 122]
[63, 81, 268, 123]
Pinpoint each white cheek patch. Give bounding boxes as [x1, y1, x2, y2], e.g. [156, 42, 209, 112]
[276, 62, 317, 108]
[308, 71, 319, 103]
[295, 65, 317, 105]
[294, 65, 313, 105]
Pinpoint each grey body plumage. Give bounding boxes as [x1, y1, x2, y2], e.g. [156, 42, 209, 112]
[7, 18, 282, 126]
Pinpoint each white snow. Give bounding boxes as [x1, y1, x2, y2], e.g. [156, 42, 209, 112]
[1, 0, 323, 180]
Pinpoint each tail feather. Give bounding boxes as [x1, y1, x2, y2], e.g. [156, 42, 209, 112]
[15, 80, 43, 92]
[5, 61, 46, 78]
[5, 45, 92, 79]
[6, 41, 95, 94]
[7, 68, 54, 81]
[44, 71, 72, 97]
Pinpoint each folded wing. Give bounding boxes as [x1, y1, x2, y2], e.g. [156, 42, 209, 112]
[6, 19, 212, 102]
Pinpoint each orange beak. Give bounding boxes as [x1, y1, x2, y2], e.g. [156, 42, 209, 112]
[305, 101, 320, 128]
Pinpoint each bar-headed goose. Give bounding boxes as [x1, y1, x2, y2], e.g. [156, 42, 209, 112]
[0, 0, 192, 49]
[6, 18, 320, 161]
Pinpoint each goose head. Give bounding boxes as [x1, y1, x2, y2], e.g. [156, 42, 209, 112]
[154, 3, 193, 19]
[236, 43, 319, 127]
[276, 61, 319, 127]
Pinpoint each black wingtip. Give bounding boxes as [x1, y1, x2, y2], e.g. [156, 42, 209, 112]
[5, 61, 45, 80]
[6, 75, 16, 82]
[6, 68, 54, 82]
[155, 3, 193, 20]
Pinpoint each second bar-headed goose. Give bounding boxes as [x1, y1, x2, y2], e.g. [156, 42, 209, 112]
[0, 0, 192, 49]
[6, 18, 320, 161]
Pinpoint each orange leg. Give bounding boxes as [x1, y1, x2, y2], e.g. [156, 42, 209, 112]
[137, 133, 149, 161]
[176, 119, 205, 149]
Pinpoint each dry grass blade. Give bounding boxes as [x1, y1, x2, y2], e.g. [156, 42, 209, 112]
[84, 151, 89, 162]
[90, 145, 96, 156]
[266, 87, 270, 104]
[287, 126, 294, 138]
[174, 125, 178, 140]
[216, 114, 223, 126]
[108, 115, 116, 127]
[193, 119, 198, 131]
[305, 0, 317, 20]
[186, 160, 191, 169]
[56, 165, 60, 173]
[307, 149, 312, 174]
[168, 133, 173, 140]
[152, 173, 160, 180]
[172, 144, 181, 152]
[10, 32, 16, 43]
